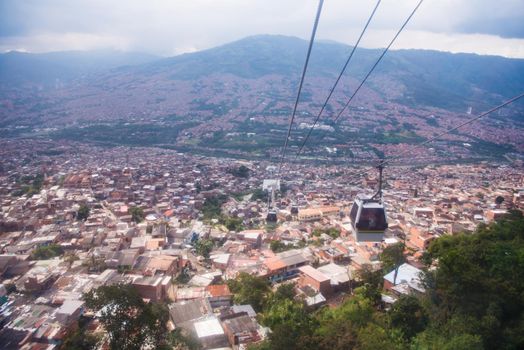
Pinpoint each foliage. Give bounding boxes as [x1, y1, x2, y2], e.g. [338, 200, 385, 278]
[227, 272, 271, 312]
[77, 204, 90, 221]
[194, 238, 213, 259]
[424, 210, 524, 349]
[12, 173, 44, 197]
[164, 329, 202, 350]
[312, 227, 340, 239]
[273, 283, 296, 302]
[31, 244, 64, 260]
[202, 194, 228, 220]
[250, 188, 269, 202]
[129, 206, 144, 223]
[380, 242, 406, 285]
[355, 264, 383, 305]
[388, 295, 427, 340]
[60, 324, 99, 350]
[219, 215, 244, 231]
[83, 284, 169, 350]
[495, 195, 505, 205]
[227, 165, 250, 178]
[269, 240, 294, 253]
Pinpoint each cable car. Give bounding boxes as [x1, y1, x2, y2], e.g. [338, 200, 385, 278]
[349, 197, 388, 242]
[266, 209, 278, 223]
[349, 161, 388, 242]
[264, 182, 279, 223]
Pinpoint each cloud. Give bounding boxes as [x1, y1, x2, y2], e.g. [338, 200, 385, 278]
[0, 0, 523, 58]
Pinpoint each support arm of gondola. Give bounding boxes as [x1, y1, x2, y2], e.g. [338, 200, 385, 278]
[371, 160, 384, 201]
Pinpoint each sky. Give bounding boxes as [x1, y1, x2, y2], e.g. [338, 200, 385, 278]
[1, 0, 524, 58]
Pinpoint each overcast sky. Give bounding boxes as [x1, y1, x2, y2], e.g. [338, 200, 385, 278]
[1, 0, 524, 58]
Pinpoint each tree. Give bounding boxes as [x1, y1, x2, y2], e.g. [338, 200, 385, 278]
[228, 165, 250, 178]
[83, 284, 169, 350]
[380, 242, 405, 285]
[495, 195, 505, 205]
[356, 264, 383, 305]
[425, 210, 524, 349]
[273, 283, 296, 302]
[129, 206, 145, 223]
[194, 239, 213, 259]
[388, 295, 427, 340]
[261, 299, 316, 350]
[227, 272, 271, 312]
[77, 204, 90, 221]
[202, 195, 228, 220]
[31, 244, 64, 260]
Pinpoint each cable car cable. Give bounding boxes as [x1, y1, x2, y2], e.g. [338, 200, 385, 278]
[295, 0, 424, 159]
[295, 0, 382, 161]
[278, 0, 324, 177]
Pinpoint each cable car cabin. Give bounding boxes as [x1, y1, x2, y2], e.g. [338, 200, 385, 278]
[349, 198, 388, 242]
[266, 210, 278, 223]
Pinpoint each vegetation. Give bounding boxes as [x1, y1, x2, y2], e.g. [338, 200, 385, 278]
[250, 188, 269, 202]
[194, 238, 213, 259]
[227, 272, 272, 312]
[31, 244, 64, 260]
[202, 194, 228, 220]
[219, 215, 244, 231]
[247, 211, 524, 350]
[12, 173, 44, 197]
[227, 165, 250, 178]
[379, 242, 406, 285]
[77, 204, 90, 221]
[129, 206, 144, 223]
[269, 240, 293, 253]
[83, 284, 170, 350]
[60, 316, 100, 350]
[312, 227, 341, 239]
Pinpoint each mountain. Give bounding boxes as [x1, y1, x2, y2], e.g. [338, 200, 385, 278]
[1, 35, 523, 160]
[0, 50, 159, 87]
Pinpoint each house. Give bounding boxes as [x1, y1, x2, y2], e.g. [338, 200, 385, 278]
[263, 249, 308, 283]
[383, 263, 425, 296]
[169, 299, 213, 330]
[132, 275, 172, 302]
[221, 314, 261, 348]
[193, 316, 229, 349]
[206, 284, 233, 308]
[298, 265, 332, 297]
[55, 299, 85, 325]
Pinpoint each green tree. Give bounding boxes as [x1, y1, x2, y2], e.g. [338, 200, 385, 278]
[380, 242, 405, 285]
[83, 284, 169, 350]
[495, 195, 505, 205]
[60, 328, 99, 350]
[228, 165, 250, 178]
[262, 299, 316, 350]
[388, 295, 427, 340]
[194, 239, 213, 259]
[77, 204, 90, 221]
[227, 272, 271, 312]
[425, 210, 524, 349]
[356, 264, 383, 305]
[31, 244, 64, 260]
[273, 283, 296, 302]
[129, 206, 145, 223]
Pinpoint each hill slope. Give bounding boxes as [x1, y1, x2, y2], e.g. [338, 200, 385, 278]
[1, 35, 523, 160]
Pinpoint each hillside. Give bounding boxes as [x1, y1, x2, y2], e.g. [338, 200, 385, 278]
[1, 35, 523, 162]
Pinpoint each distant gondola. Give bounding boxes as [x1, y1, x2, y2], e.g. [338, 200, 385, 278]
[266, 210, 278, 223]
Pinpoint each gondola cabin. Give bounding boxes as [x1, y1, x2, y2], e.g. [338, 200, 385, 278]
[266, 209, 278, 223]
[349, 197, 388, 242]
